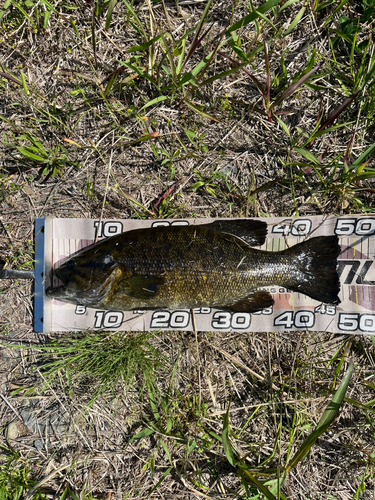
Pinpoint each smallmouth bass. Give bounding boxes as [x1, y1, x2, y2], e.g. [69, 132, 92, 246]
[46, 219, 341, 312]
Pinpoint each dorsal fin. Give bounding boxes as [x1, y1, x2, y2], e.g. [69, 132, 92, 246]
[200, 219, 267, 246]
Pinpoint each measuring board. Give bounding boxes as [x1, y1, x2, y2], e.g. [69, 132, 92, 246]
[34, 216, 375, 334]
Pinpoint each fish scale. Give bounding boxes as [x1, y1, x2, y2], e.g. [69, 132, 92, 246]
[46, 220, 341, 313]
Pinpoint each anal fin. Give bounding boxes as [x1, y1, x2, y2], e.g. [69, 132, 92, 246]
[223, 291, 274, 313]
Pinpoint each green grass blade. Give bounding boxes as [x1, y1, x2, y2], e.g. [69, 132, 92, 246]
[148, 466, 173, 496]
[187, 439, 197, 457]
[294, 147, 320, 165]
[353, 171, 375, 181]
[252, 8, 278, 31]
[140, 95, 168, 111]
[270, 60, 325, 110]
[185, 101, 220, 122]
[226, 0, 282, 34]
[226, 32, 250, 63]
[177, 52, 213, 87]
[361, 50, 375, 90]
[307, 121, 355, 143]
[222, 402, 236, 467]
[161, 33, 177, 82]
[175, 34, 188, 75]
[43, 8, 52, 29]
[183, 0, 213, 67]
[284, 4, 306, 35]
[275, 115, 290, 136]
[20, 71, 29, 95]
[105, 0, 117, 31]
[286, 361, 354, 471]
[200, 62, 248, 86]
[315, 0, 342, 11]
[123, 62, 159, 88]
[103, 72, 118, 97]
[354, 35, 371, 90]
[120, 132, 159, 147]
[127, 34, 163, 53]
[130, 428, 155, 441]
[10, 0, 33, 23]
[323, 0, 349, 24]
[119, 188, 156, 216]
[16, 147, 46, 162]
[39, 0, 59, 15]
[147, 381, 161, 422]
[279, 0, 302, 12]
[193, 0, 213, 42]
[160, 440, 173, 465]
[316, 90, 360, 134]
[239, 467, 278, 500]
[350, 142, 375, 167]
[0, 0, 11, 20]
[195, 29, 227, 83]
[0, 70, 22, 86]
[122, 0, 147, 38]
[64, 489, 80, 500]
[265, 472, 287, 498]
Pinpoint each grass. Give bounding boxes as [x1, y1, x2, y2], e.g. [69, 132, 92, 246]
[8, 331, 164, 403]
[0, 0, 375, 498]
[0, 443, 47, 500]
[0, 440, 102, 500]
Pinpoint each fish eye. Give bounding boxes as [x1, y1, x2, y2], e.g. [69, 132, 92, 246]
[66, 259, 75, 270]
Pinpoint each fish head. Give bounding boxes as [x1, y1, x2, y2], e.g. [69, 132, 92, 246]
[46, 248, 118, 306]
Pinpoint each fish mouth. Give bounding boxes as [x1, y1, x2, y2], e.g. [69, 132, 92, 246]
[46, 270, 84, 301]
[45, 284, 100, 305]
[46, 267, 119, 305]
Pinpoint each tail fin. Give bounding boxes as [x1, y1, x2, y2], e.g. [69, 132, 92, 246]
[283, 236, 341, 305]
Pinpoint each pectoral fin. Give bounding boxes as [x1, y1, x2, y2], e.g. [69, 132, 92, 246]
[120, 275, 164, 299]
[201, 219, 267, 246]
[224, 291, 274, 313]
